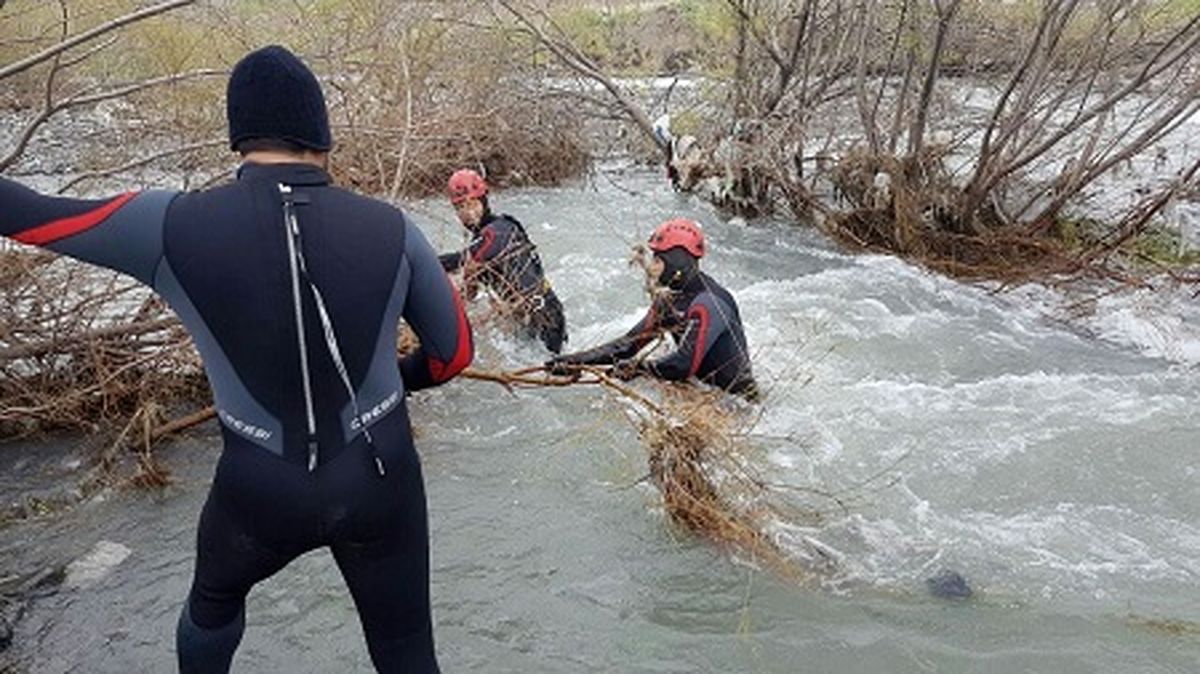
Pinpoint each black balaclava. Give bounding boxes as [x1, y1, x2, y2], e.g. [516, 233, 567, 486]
[470, 196, 492, 233]
[655, 247, 699, 290]
[226, 45, 332, 151]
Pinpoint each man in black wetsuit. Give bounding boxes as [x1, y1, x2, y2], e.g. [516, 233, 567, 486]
[438, 169, 567, 353]
[547, 219, 757, 399]
[0, 46, 471, 673]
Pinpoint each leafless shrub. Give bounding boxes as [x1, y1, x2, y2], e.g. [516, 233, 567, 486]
[1, 1, 592, 197]
[0, 250, 206, 441]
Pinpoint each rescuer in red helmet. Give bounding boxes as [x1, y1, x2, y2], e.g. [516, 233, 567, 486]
[439, 168, 568, 353]
[546, 218, 757, 398]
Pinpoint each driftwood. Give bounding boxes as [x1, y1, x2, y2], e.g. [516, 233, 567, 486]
[0, 317, 177, 366]
[133, 364, 652, 440]
[0, 253, 205, 441]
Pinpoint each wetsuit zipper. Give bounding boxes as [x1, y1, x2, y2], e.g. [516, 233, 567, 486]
[279, 183, 385, 477]
[280, 184, 319, 471]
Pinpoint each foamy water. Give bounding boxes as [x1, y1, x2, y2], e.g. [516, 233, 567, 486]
[433, 169, 1200, 619]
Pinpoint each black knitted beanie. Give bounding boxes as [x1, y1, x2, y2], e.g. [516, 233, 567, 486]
[226, 45, 332, 151]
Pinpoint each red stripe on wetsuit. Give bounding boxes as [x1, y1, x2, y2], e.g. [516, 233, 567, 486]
[470, 228, 497, 263]
[427, 275, 474, 383]
[13, 192, 138, 245]
[687, 304, 710, 377]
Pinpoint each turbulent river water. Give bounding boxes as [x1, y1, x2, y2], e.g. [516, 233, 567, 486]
[1, 168, 1198, 672]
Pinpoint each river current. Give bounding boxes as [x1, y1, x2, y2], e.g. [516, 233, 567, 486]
[1, 168, 1197, 672]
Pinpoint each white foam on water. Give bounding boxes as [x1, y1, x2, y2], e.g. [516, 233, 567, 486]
[1090, 288, 1200, 365]
[1007, 280, 1200, 367]
[727, 248, 1200, 604]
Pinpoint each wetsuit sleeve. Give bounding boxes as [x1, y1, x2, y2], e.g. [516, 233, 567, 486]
[561, 300, 665, 365]
[399, 216, 474, 391]
[438, 223, 503, 272]
[645, 293, 727, 381]
[0, 177, 175, 285]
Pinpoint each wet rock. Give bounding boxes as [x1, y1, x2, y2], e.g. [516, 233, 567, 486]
[26, 566, 65, 598]
[64, 540, 132, 589]
[0, 601, 13, 652]
[0, 565, 66, 654]
[926, 569, 972, 600]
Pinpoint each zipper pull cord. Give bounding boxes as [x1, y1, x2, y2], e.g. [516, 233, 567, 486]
[284, 186, 387, 478]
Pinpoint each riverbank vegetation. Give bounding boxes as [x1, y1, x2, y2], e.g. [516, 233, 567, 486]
[1, 0, 590, 195]
[4, 1, 1196, 259]
[510, 0, 1200, 290]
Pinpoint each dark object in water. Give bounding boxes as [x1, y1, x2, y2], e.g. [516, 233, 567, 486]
[926, 569, 972, 599]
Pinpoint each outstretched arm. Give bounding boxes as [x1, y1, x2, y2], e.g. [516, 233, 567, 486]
[553, 298, 667, 366]
[399, 215, 474, 391]
[1, 177, 175, 285]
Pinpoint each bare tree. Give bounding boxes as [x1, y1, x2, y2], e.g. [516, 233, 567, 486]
[493, 0, 667, 157]
[0, 0, 220, 177]
[610, 0, 1200, 279]
[907, 0, 961, 159]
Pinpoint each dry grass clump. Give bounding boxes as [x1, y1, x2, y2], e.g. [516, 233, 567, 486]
[642, 393, 728, 528]
[641, 392, 777, 558]
[623, 384, 836, 583]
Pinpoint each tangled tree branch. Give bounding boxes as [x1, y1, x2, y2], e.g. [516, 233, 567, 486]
[494, 0, 666, 157]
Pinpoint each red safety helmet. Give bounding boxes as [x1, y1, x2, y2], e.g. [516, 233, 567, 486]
[648, 218, 705, 258]
[448, 168, 488, 204]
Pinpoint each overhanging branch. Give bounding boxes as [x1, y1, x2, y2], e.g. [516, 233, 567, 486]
[0, 0, 196, 81]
